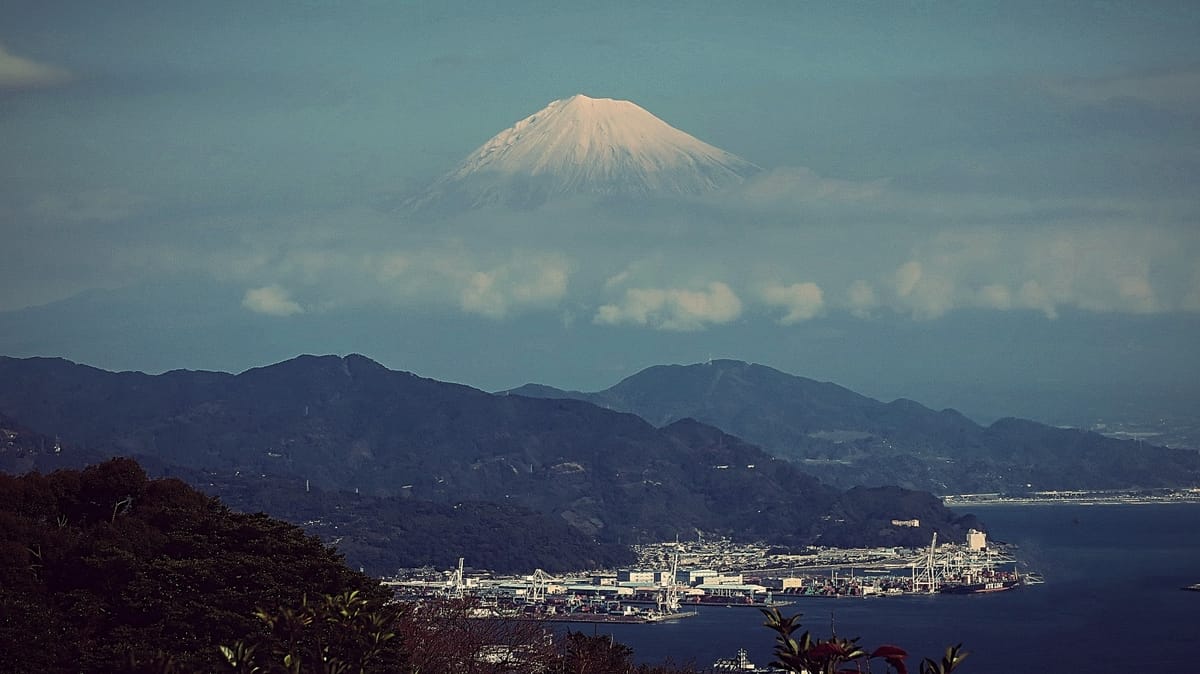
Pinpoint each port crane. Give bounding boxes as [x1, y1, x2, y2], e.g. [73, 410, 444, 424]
[912, 532, 941, 592]
[527, 568, 558, 604]
[655, 545, 683, 613]
[443, 557, 466, 599]
[911, 532, 1024, 592]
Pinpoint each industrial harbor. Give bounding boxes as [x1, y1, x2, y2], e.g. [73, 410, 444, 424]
[383, 528, 1041, 623]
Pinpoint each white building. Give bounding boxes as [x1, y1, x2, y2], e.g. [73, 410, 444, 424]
[761, 577, 805, 591]
[705, 573, 745, 586]
[966, 528, 987, 551]
[617, 569, 659, 584]
[676, 568, 719, 585]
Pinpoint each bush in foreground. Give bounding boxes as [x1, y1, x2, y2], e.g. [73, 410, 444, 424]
[0, 458, 389, 673]
[761, 606, 968, 674]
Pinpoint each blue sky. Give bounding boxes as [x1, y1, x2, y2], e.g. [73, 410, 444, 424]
[2, 1, 1198, 425]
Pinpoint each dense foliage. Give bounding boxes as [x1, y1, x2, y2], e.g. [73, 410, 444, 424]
[219, 589, 404, 674]
[0, 459, 390, 673]
[207, 475, 636, 574]
[225, 597, 696, 674]
[0, 457, 675, 673]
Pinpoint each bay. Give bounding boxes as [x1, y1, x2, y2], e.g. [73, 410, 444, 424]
[584, 503, 1200, 673]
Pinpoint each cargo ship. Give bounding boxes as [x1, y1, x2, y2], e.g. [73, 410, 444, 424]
[539, 606, 697, 624]
[938, 578, 1022, 594]
[681, 594, 793, 608]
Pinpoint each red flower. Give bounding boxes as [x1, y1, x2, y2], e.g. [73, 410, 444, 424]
[809, 642, 849, 659]
[871, 645, 908, 659]
[870, 644, 909, 674]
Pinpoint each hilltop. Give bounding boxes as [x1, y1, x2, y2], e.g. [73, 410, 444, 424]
[0, 355, 976, 572]
[506, 359, 1200, 493]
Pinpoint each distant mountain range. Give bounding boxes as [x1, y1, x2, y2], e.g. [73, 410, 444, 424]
[406, 93, 759, 214]
[0, 355, 976, 573]
[505, 359, 1200, 493]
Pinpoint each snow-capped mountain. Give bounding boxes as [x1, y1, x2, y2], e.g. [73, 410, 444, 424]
[408, 94, 760, 214]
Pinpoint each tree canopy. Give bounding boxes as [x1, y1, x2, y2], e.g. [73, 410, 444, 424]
[0, 458, 391, 673]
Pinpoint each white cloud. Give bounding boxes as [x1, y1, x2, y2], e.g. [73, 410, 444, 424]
[342, 220, 1191, 324]
[761, 282, 824, 324]
[1115, 275, 1160, 314]
[846, 225, 1200, 320]
[217, 240, 571, 320]
[1016, 280, 1057, 319]
[907, 278, 956, 319]
[242, 285, 304, 316]
[890, 260, 957, 319]
[600, 257, 673, 291]
[1018, 229, 1173, 315]
[458, 254, 569, 319]
[603, 269, 632, 289]
[846, 280, 879, 318]
[23, 192, 1192, 329]
[0, 42, 71, 89]
[894, 261, 923, 298]
[976, 284, 1013, 310]
[595, 281, 741, 331]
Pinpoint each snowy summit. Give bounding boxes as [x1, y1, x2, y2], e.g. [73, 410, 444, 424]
[409, 94, 760, 213]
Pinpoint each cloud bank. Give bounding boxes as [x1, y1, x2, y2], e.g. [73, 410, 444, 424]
[242, 285, 304, 316]
[762, 282, 824, 324]
[20, 180, 1196, 332]
[595, 281, 742, 331]
[0, 43, 71, 89]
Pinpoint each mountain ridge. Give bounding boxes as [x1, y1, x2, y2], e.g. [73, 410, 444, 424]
[505, 359, 1200, 493]
[0, 354, 978, 566]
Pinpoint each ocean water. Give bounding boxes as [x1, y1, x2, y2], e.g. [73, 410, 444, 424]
[585, 503, 1200, 673]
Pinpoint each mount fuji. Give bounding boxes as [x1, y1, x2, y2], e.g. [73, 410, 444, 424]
[407, 94, 760, 214]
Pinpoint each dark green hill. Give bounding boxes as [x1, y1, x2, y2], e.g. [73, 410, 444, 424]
[506, 359, 1200, 493]
[0, 458, 392, 674]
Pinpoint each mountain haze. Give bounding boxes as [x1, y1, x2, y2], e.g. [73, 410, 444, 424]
[507, 359, 1200, 493]
[408, 94, 760, 213]
[0, 355, 977, 567]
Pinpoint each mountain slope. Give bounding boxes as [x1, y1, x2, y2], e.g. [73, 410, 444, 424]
[0, 355, 974, 555]
[506, 359, 1200, 493]
[408, 94, 760, 213]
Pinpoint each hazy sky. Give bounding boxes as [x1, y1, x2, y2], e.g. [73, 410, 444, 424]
[2, 1, 1198, 425]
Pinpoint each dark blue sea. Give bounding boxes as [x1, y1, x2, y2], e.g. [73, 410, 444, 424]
[584, 503, 1200, 673]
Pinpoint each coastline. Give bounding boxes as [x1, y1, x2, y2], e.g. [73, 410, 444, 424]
[943, 490, 1200, 507]
[611, 503, 1200, 673]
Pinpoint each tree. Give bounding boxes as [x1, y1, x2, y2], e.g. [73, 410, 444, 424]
[393, 597, 557, 673]
[558, 632, 635, 674]
[219, 590, 405, 674]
